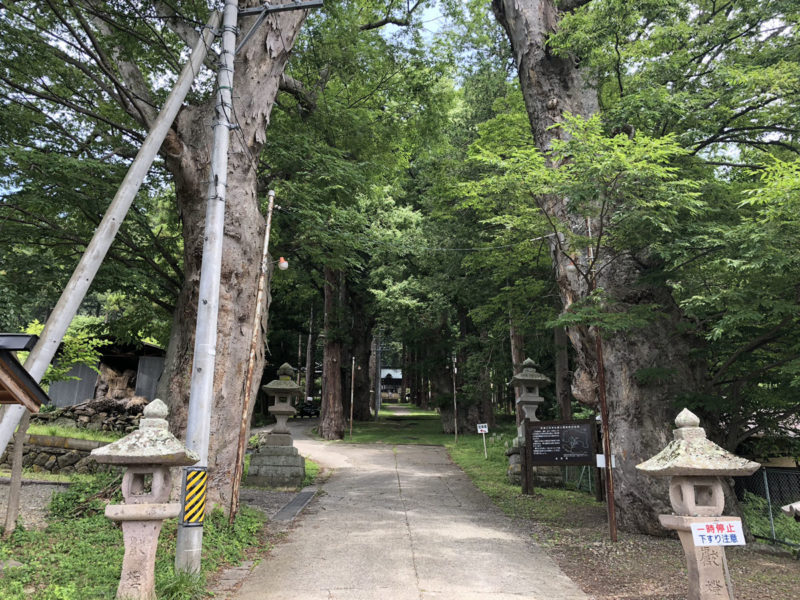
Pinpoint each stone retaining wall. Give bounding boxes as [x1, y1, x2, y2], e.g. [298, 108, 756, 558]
[32, 396, 146, 433]
[0, 435, 113, 475]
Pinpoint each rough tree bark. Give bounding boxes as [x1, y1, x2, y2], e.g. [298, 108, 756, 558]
[320, 266, 344, 439]
[157, 4, 309, 510]
[554, 325, 571, 419]
[304, 307, 316, 400]
[492, 0, 705, 535]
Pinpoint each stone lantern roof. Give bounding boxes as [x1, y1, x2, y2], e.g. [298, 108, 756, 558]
[508, 358, 551, 388]
[637, 408, 759, 477]
[262, 362, 301, 397]
[91, 399, 199, 466]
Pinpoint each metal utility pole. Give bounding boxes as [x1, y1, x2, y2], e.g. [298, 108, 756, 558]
[0, 11, 221, 458]
[229, 191, 276, 524]
[175, 0, 238, 573]
[349, 356, 355, 438]
[374, 333, 381, 419]
[452, 355, 458, 443]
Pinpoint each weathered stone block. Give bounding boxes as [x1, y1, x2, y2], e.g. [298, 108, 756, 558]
[57, 450, 82, 468]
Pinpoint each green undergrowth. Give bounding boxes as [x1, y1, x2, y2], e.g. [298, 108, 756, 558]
[26, 424, 122, 443]
[0, 474, 270, 600]
[741, 491, 800, 546]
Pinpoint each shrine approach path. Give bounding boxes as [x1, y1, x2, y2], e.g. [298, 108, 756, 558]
[232, 422, 588, 600]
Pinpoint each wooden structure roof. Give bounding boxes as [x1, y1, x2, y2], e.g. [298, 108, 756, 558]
[0, 335, 49, 412]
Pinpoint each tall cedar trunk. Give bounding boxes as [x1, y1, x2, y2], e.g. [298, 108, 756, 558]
[346, 284, 375, 420]
[492, 0, 705, 535]
[320, 266, 344, 439]
[554, 325, 571, 418]
[157, 7, 307, 510]
[351, 326, 373, 420]
[304, 307, 316, 400]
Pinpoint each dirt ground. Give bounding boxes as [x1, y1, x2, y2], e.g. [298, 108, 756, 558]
[0, 478, 68, 530]
[526, 499, 800, 600]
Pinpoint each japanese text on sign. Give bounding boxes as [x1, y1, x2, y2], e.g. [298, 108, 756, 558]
[691, 520, 745, 546]
[477, 423, 488, 434]
[528, 420, 595, 466]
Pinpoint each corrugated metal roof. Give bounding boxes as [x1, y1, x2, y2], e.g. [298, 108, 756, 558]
[380, 369, 402, 380]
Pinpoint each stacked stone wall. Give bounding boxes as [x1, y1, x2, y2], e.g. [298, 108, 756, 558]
[32, 396, 147, 433]
[0, 435, 116, 475]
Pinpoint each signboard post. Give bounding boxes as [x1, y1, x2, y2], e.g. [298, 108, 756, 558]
[523, 419, 597, 496]
[477, 423, 488, 459]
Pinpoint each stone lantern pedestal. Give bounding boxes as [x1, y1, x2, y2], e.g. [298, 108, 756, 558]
[246, 363, 305, 488]
[91, 399, 198, 600]
[637, 409, 759, 600]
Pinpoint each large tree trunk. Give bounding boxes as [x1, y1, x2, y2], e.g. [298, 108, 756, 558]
[157, 6, 308, 511]
[304, 307, 316, 400]
[320, 266, 344, 439]
[492, 0, 705, 535]
[554, 325, 571, 418]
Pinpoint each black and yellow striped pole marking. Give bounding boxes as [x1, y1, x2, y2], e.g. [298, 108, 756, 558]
[180, 467, 207, 527]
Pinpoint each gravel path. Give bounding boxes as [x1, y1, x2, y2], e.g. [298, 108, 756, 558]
[0, 478, 68, 530]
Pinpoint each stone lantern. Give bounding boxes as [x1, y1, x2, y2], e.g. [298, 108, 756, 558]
[245, 363, 305, 488]
[90, 399, 198, 600]
[506, 358, 559, 487]
[637, 408, 759, 600]
[509, 358, 551, 443]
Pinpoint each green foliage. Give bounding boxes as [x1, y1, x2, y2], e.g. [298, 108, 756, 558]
[741, 492, 800, 546]
[20, 317, 109, 387]
[48, 472, 122, 519]
[0, 474, 269, 600]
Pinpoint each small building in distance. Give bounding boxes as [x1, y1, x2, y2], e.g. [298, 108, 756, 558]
[380, 368, 403, 402]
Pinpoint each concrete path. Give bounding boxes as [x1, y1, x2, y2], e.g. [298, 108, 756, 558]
[233, 424, 588, 600]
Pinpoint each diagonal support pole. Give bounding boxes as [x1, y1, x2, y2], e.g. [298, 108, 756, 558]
[0, 11, 221, 459]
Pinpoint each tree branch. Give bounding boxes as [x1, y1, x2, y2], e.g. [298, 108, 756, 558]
[360, 0, 425, 31]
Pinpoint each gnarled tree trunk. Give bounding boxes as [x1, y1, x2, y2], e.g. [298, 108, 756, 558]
[320, 266, 344, 439]
[492, 0, 705, 535]
[157, 6, 309, 511]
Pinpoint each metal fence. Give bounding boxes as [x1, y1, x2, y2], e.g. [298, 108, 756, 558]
[734, 467, 800, 548]
[563, 465, 596, 495]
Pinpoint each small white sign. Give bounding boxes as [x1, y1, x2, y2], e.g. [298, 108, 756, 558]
[691, 520, 745, 546]
[595, 454, 616, 468]
[477, 423, 488, 434]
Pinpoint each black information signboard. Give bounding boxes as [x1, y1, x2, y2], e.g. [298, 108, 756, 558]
[526, 420, 596, 467]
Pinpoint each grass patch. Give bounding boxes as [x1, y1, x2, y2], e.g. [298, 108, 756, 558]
[347, 407, 452, 445]
[0, 476, 270, 600]
[302, 458, 320, 487]
[27, 424, 122, 443]
[446, 427, 600, 524]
